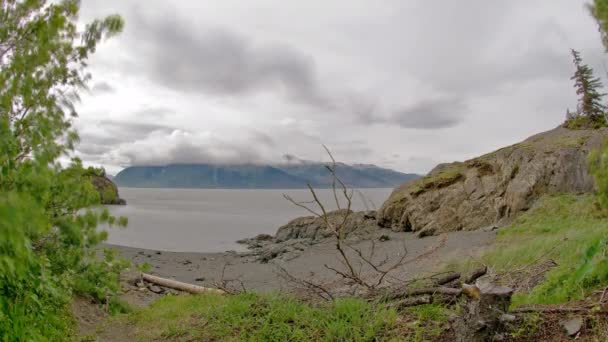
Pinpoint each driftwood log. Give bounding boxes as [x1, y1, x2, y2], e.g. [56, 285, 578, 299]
[141, 273, 225, 295]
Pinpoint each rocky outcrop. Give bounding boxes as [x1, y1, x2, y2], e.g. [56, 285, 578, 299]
[378, 127, 608, 236]
[274, 210, 378, 242]
[90, 176, 126, 205]
[239, 210, 380, 262]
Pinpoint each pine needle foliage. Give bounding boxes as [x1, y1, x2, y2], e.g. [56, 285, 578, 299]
[565, 49, 607, 129]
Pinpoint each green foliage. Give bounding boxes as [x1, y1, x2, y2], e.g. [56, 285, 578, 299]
[588, 0, 608, 51]
[508, 313, 542, 339]
[126, 292, 402, 341]
[0, 1, 126, 340]
[565, 50, 607, 129]
[589, 140, 608, 210]
[84, 166, 106, 177]
[479, 195, 608, 306]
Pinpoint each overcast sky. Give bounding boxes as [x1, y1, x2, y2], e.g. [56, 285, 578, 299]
[76, 0, 605, 175]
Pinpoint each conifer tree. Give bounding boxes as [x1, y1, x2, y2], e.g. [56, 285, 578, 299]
[569, 49, 607, 127]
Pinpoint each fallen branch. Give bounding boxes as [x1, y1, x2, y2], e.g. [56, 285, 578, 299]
[465, 266, 487, 284]
[141, 273, 225, 295]
[434, 272, 461, 286]
[385, 286, 463, 301]
[512, 305, 608, 314]
[386, 295, 432, 309]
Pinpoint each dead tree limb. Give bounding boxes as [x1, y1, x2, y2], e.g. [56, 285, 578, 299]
[384, 286, 463, 301]
[465, 266, 488, 284]
[141, 273, 225, 295]
[386, 295, 432, 309]
[433, 272, 461, 286]
[275, 266, 334, 301]
[214, 263, 247, 294]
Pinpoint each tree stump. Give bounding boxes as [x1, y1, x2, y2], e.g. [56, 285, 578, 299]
[453, 283, 514, 342]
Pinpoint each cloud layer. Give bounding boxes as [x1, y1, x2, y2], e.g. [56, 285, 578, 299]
[77, 0, 607, 174]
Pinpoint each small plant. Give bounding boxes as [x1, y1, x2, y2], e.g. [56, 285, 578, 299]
[508, 312, 542, 338]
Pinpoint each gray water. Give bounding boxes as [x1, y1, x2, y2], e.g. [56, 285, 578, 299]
[104, 188, 393, 253]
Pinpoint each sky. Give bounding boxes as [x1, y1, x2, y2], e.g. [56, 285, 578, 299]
[76, 0, 606, 175]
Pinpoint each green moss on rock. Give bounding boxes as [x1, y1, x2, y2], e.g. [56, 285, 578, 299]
[88, 175, 126, 205]
[409, 163, 465, 196]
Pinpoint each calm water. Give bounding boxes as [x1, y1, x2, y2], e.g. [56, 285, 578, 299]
[104, 188, 393, 253]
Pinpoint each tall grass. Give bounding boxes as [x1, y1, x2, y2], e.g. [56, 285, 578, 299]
[126, 292, 403, 341]
[481, 194, 608, 305]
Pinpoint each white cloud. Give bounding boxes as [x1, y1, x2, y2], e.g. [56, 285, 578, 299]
[75, 0, 607, 174]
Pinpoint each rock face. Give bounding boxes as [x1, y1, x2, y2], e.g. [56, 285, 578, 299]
[275, 210, 378, 242]
[378, 127, 608, 236]
[239, 210, 380, 262]
[90, 176, 126, 205]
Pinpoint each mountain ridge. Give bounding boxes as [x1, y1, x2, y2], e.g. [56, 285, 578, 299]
[114, 162, 419, 189]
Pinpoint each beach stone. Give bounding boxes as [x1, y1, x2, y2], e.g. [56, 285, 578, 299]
[561, 317, 583, 337]
[148, 285, 163, 294]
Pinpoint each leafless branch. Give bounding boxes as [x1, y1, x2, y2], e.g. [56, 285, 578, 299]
[213, 263, 247, 294]
[275, 265, 334, 301]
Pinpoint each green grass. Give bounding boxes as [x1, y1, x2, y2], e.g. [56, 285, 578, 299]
[402, 304, 450, 341]
[123, 292, 406, 341]
[461, 194, 608, 306]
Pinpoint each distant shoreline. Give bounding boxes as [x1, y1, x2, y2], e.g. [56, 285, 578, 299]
[115, 186, 396, 190]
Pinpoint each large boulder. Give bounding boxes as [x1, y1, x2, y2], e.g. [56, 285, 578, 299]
[378, 127, 608, 236]
[275, 209, 378, 242]
[240, 210, 380, 262]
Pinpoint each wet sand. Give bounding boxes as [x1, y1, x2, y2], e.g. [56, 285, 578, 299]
[106, 229, 496, 293]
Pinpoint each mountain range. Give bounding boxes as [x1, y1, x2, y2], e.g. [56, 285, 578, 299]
[113, 163, 419, 189]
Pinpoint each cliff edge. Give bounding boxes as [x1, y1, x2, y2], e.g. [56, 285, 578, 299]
[377, 127, 608, 236]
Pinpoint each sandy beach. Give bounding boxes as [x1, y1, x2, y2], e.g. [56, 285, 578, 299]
[106, 229, 496, 294]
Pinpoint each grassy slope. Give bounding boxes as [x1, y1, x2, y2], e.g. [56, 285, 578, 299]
[122, 293, 399, 341]
[110, 292, 453, 341]
[452, 194, 608, 306]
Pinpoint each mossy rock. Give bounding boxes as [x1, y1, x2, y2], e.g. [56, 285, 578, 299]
[89, 176, 126, 205]
[409, 163, 465, 197]
[378, 126, 608, 235]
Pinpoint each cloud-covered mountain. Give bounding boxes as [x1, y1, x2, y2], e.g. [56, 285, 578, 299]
[113, 163, 419, 189]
